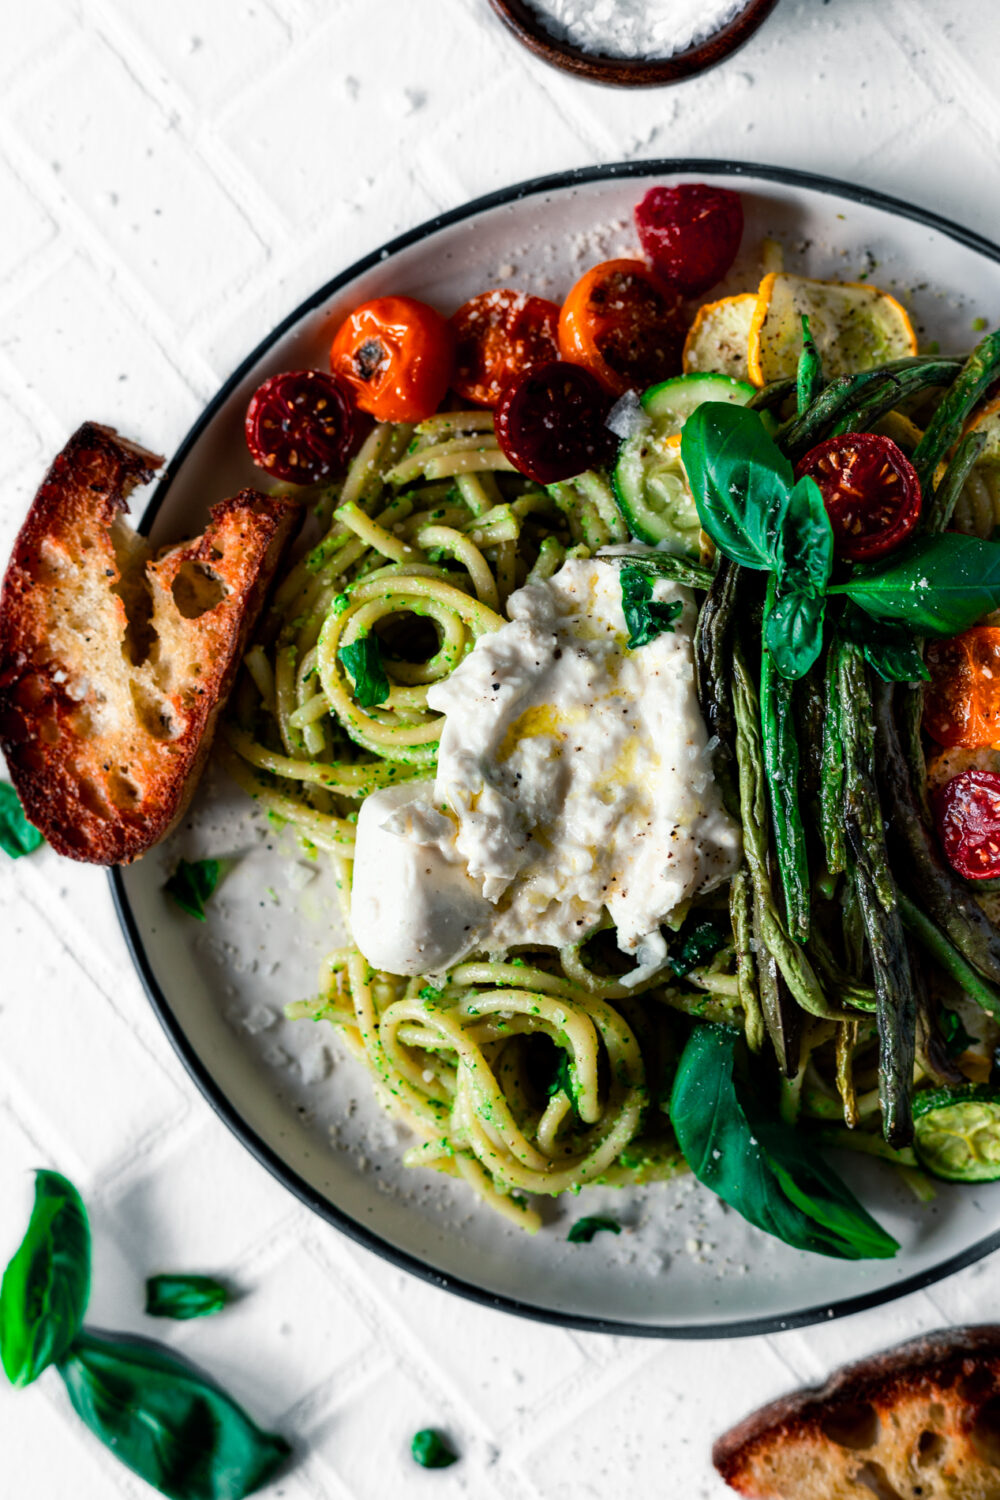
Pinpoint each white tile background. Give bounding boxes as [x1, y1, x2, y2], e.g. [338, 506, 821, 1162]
[3, 1, 1000, 1496]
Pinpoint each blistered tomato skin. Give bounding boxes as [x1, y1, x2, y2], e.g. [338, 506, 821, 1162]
[495, 360, 615, 485]
[330, 296, 455, 423]
[934, 768, 1000, 879]
[925, 627, 1000, 749]
[558, 259, 684, 398]
[634, 184, 744, 298]
[451, 290, 560, 407]
[244, 369, 356, 484]
[795, 432, 921, 562]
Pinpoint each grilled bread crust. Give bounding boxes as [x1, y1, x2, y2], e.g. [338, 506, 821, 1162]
[0, 422, 298, 863]
[714, 1326, 1000, 1499]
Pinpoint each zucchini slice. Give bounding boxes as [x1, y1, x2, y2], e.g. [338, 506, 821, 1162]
[748, 273, 918, 387]
[612, 373, 755, 550]
[912, 1084, 1000, 1182]
[682, 293, 756, 381]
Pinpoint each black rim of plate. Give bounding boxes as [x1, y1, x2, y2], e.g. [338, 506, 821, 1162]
[110, 158, 1000, 1340]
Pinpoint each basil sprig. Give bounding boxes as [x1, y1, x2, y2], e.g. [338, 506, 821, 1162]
[620, 566, 684, 648]
[1, 1170, 290, 1498]
[61, 1332, 290, 1499]
[338, 636, 390, 708]
[0, 781, 44, 859]
[145, 1274, 230, 1321]
[0, 1171, 90, 1387]
[670, 1026, 898, 1260]
[681, 403, 1000, 679]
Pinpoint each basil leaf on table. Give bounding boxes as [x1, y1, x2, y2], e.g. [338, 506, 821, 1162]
[164, 859, 222, 921]
[0, 1170, 90, 1388]
[567, 1216, 621, 1244]
[338, 635, 390, 708]
[681, 403, 794, 570]
[411, 1429, 458, 1469]
[145, 1275, 230, 1321]
[619, 566, 684, 648]
[669, 1025, 898, 1260]
[0, 781, 44, 859]
[830, 533, 1000, 636]
[59, 1330, 291, 1500]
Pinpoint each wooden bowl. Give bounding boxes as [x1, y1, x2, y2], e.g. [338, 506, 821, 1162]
[488, 0, 782, 87]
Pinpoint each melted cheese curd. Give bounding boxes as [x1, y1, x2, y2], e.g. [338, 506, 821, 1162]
[351, 558, 740, 982]
[229, 416, 745, 1230]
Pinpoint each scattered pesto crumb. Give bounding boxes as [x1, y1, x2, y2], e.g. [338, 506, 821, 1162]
[411, 1430, 458, 1469]
[974, 316, 988, 332]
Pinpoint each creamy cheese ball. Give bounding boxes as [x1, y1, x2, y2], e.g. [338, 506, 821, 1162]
[349, 557, 741, 980]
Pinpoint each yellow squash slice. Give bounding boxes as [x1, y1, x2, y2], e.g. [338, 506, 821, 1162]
[747, 273, 918, 387]
[946, 395, 1000, 537]
[682, 293, 756, 381]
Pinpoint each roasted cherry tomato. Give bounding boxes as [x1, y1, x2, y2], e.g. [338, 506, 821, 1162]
[794, 432, 921, 561]
[495, 360, 615, 485]
[330, 296, 454, 423]
[934, 768, 1000, 879]
[450, 290, 561, 408]
[925, 627, 1000, 748]
[244, 369, 356, 484]
[634, 183, 744, 298]
[558, 259, 684, 397]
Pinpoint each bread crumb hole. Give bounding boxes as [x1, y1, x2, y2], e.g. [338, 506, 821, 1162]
[820, 1403, 879, 1451]
[916, 1429, 945, 1466]
[172, 561, 227, 619]
[855, 1460, 905, 1499]
[928, 1403, 946, 1424]
[129, 682, 175, 741]
[107, 772, 140, 809]
[78, 779, 110, 819]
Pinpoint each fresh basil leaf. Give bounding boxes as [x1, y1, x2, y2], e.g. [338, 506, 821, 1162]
[145, 1275, 229, 1321]
[764, 589, 827, 680]
[667, 916, 730, 977]
[681, 403, 794, 570]
[779, 475, 833, 594]
[0, 782, 44, 859]
[0, 1170, 90, 1388]
[837, 604, 930, 683]
[338, 636, 390, 708]
[940, 1008, 977, 1058]
[411, 1429, 458, 1469]
[164, 859, 221, 922]
[619, 566, 684, 648]
[831, 533, 1000, 637]
[669, 1026, 898, 1260]
[547, 1051, 579, 1108]
[59, 1330, 291, 1500]
[567, 1216, 621, 1244]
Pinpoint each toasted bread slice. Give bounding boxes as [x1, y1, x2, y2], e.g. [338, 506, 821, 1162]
[0, 422, 298, 863]
[714, 1325, 1000, 1498]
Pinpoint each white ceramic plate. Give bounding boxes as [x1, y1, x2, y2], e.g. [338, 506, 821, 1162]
[114, 161, 1000, 1337]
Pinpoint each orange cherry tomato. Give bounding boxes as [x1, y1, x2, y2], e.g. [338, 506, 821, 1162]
[330, 296, 454, 423]
[925, 626, 1000, 748]
[557, 258, 684, 397]
[451, 290, 560, 407]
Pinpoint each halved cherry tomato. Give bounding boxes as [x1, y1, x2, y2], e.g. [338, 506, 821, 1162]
[558, 259, 684, 397]
[925, 627, 1000, 748]
[451, 290, 560, 407]
[245, 369, 356, 484]
[634, 183, 744, 298]
[495, 360, 614, 485]
[330, 296, 454, 423]
[934, 768, 1000, 879]
[794, 432, 921, 561]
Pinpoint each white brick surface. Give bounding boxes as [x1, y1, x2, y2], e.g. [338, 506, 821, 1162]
[4, 2, 1000, 1496]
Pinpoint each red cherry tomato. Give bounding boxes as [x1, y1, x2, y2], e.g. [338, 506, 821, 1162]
[934, 768, 1000, 879]
[451, 290, 561, 408]
[794, 432, 921, 562]
[330, 296, 454, 423]
[925, 627, 1000, 749]
[558, 259, 684, 397]
[495, 360, 615, 485]
[244, 369, 356, 484]
[634, 183, 744, 298]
